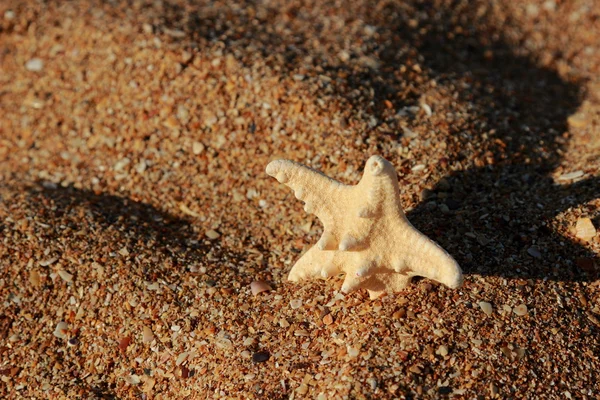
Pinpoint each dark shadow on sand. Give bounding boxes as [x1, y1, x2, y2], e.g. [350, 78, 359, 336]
[14, 182, 243, 286]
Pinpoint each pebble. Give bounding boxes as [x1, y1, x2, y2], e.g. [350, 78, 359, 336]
[296, 384, 308, 395]
[421, 103, 433, 116]
[279, 318, 290, 328]
[53, 321, 68, 339]
[205, 230, 220, 239]
[163, 115, 179, 129]
[527, 247, 542, 259]
[402, 126, 418, 138]
[409, 365, 422, 374]
[575, 218, 596, 241]
[252, 351, 270, 363]
[436, 345, 449, 357]
[176, 105, 190, 124]
[513, 304, 528, 316]
[438, 386, 452, 395]
[347, 345, 360, 358]
[192, 141, 205, 155]
[25, 58, 44, 72]
[124, 374, 141, 385]
[29, 270, 41, 286]
[135, 160, 147, 174]
[322, 313, 334, 325]
[250, 280, 271, 296]
[119, 336, 132, 351]
[142, 326, 153, 343]
[290, 299, 302, 309]
[479, 301, 493, 316]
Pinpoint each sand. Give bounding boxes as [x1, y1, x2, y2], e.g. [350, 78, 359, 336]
[0, 0, 599, 398]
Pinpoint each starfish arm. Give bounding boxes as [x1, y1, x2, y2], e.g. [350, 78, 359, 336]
[341, 274, 363, 294]
[266, 160, 347, 225]
[288, 246, 339, 282]
[394, 226, 463, 289]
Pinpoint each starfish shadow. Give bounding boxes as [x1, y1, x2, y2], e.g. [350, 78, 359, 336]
[381, 3, 599, 282]
[3, 182, 251, 287]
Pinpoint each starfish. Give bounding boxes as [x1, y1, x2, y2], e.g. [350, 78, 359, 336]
[266, 155, 463, 299]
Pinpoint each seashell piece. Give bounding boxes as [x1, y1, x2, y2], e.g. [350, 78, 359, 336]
[250, 280, 272, 296]
[54, 321, 68, 339]
[266, 156, 463, 299]
[58, 270, 73, 282]
[513, 304, 528, 316]
[479, 301, 493, 316]
[575, 218, 596, 242]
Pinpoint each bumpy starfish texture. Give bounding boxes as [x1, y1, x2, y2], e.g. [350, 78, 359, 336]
[266, 155, 463, 299]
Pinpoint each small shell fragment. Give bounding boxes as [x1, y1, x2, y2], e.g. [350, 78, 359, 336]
[479, 301, 493, 316]
[25, 58, 44, 71]
[175, 352, 189, 366]
[250, 281, 272, 296]
[29, 270, 41, 286]
[347, 345, 360, 358]
[205, 230, 220, 239]
[124, 374, 141, 385]
[436, 345, 449, 357]
[421, 103, 432, 116]
[142, 326, 154, 343]
[54, 321, 68, 339]
[575, 218, 596, 241]
[58, 270, 73, 282]
[513, 304, 528, 316]
[192, 141, 205, 155]
[40, 257, 58, 267]
[558, 170, 584, 181]
[290, 299, 302, 309]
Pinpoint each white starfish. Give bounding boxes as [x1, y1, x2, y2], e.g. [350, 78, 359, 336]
[266, 155, 463, 299]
